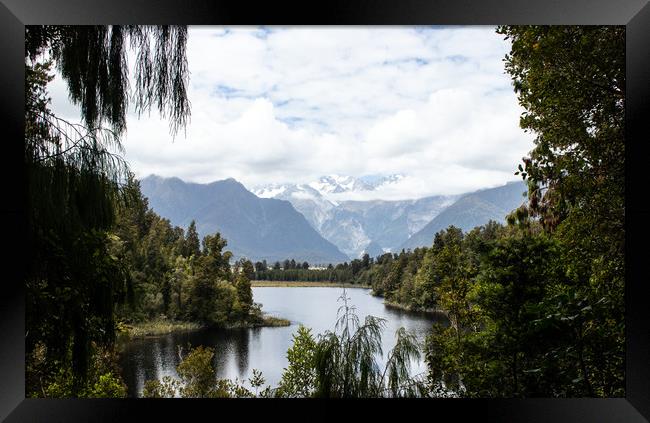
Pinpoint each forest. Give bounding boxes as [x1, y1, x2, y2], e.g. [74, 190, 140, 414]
[24, 25, 624, 398]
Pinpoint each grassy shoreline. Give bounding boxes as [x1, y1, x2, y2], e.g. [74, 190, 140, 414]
[118, 315, 291, 338]
[252, 280, 371, 288]
[118, 319, 204, 338]
[382, 300, 450, 319]
[249, 316, 291, 328]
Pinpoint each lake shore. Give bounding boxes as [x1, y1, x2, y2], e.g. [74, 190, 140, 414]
[119, 285, 435, 395]
[119, 315, 290, 338]
[252, 280, 371, 288]
[118, 319, 204, 338]
[229, 315, 291, 328]
[382, 300, 450, 319]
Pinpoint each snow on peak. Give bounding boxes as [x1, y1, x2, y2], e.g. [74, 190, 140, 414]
[255, 174, 406, 200]
[307, 174, 376, 195]
[252, 184, 287, 198]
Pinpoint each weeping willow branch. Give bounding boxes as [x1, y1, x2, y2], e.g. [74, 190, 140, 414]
[25, 25, 191, 137]
[311, 289, 428, 398]
[31, 111, 123, 165]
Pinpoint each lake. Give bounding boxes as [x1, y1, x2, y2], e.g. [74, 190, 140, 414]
[118, 286, 445, 397]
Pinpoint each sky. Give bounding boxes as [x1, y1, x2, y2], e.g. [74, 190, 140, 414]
[49, 26, 535, 201]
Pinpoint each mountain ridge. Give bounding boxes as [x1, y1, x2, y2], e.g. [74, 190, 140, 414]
[142, 174, 527, 263]
[140, 175, 349, 264]
[399, 180, 528, 251]
[252, 175, 457, 258]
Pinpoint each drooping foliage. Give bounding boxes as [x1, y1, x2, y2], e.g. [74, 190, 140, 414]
[24, 25, 192, 396]
[25, 25, 190, 136]
[310, 290, 425, 398]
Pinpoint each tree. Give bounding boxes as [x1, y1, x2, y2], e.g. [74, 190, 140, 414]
[413, 248, 437, 309]
[169, 255, 190, 318]
[26, 25, 190, 137]
[201, 232, 232, 280]
[187, 270, 237, 327]
[361, 253, 370, 269]
[498, 25, 625, 397]
[276, 326, 317, 397]
[142, 345, 261, 398]
[311, 290, 424, 398]
[25, 25, 190, 395]
[380, 250, 409, 300]
[235, 260, 254, 319]
[350, 259, 363, 276]
[176, 346, 219, 398]
[184, 220, 201, 258]
[470, 230, 558, 397]
[254, 260, 268, 273]
[240, 259, 255, 281]
[430, 228, 473, 339]
[499, 26, 624, 232]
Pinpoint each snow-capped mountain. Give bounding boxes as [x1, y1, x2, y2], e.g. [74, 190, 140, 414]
[139, 175, 349, 264]
[252, 174, 454, 260]
[308, 175, 373, 195]
[254, 183, 337, 231]
[359, 174, 406, 189]
[254, 174, 405, 201]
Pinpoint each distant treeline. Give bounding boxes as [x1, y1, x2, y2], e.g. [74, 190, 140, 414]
[254, 256, 372, 283]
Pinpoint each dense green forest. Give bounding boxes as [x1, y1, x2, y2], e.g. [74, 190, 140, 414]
[24, 25, 624, 398]
[113, 177, 266, 328]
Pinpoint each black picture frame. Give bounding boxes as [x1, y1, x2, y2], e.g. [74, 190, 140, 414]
[1, 1, 648, 421]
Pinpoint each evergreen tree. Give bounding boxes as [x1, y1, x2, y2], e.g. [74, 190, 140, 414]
[183, 220, 201, 258]
[235, 260, 255, 318]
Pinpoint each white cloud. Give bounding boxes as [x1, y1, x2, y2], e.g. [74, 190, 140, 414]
[47, 26, 535, 199]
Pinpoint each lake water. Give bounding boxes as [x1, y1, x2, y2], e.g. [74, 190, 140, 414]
[118, 286, 445, 397]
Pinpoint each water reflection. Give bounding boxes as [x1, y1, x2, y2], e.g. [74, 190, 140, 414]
[118, 287, 446, 397]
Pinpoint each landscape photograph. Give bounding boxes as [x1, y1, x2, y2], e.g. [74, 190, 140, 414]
[24, 25, 624, 398]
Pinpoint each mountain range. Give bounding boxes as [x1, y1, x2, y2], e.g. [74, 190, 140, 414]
[139, 175, 348, 264]
[252, 175, 457, 258]
[400, 180, 528, 250]
[140, 174, 527, 264]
